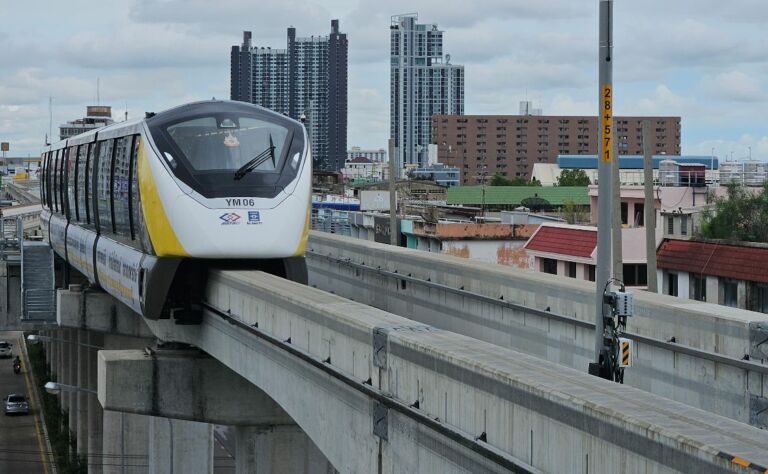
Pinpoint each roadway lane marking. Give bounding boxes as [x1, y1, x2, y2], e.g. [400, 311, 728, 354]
[18, 334, 50, 474]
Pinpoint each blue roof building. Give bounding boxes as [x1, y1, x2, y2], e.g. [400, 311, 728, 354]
[558, 155, 719, 170]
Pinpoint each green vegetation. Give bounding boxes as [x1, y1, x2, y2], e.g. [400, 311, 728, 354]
[26, 340, 87, 474]
[490, 173, 542, 186]
[561, 199, 589, 224]
[699, 182, 768, 243]
[556, 169, 591, 187]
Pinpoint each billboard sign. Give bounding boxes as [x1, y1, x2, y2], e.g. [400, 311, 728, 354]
[360, 190, 393, 211]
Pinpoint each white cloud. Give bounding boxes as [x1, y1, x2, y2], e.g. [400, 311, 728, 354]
[699, 71, 766, 102]
[2, 0, 768, 159]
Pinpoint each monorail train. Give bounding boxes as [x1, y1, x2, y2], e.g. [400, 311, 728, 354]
[40, 100, 311, 322]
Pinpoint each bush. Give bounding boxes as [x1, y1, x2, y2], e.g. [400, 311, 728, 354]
[26, 340, 87, 474]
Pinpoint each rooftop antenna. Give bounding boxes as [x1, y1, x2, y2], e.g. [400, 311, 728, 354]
[125, 101, 128, 122]
[48, 96, 53, 143]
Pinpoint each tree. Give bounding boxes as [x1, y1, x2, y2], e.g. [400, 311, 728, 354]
[557, 169, 591, 187]
[699, 182, 768, 243]
[561, 199, 588, 224]
[489, 173, 542, 187]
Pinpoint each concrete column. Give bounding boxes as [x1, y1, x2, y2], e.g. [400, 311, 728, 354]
[706, 276, 719, 304]
[68, 329, 79, 441]
[237, 424, 334, 474]
[678, 272, 690, 299]
[148, 418, 213, 474]
[61, 328, 71, 415]
[235, 426, 258, 474]
[738, 281, 748, 309]
[88, 331, 104, 474]
[102, 410, 150, 474]
[43, 329, 51, 368]
[57, 328, 64, 383]
[101, 334, 152, 474]
[76, 330, 89, 456]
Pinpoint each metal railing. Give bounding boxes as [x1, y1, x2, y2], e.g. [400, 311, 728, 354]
[22, 289, 57, 322]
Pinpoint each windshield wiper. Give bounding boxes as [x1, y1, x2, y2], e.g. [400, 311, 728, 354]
[233, 134, 275, 180]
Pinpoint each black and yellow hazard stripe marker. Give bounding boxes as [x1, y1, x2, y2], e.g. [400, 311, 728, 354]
[621, 340, 630, 367]
[717, 452, 768, 473]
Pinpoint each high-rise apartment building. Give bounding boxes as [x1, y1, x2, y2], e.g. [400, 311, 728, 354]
[231, 20, 348, 170]
[390, 14, 464, 173]
[432, 114, 681, 185]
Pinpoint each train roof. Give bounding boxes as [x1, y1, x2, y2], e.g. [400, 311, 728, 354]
[44, 100, 301, 154]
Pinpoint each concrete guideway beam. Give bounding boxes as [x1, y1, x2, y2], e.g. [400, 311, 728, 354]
[57, 288, 154, 339]
[307, 231, 768, 358]
[98, 348, 294, 426]
[141, 269, 768, 474]
[306, 232, 768, 427]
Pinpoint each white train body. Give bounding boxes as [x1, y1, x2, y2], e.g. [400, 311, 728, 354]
[40, 100, 311, 321]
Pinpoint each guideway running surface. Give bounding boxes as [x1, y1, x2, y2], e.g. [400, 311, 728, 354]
[141, 269, 768, 474]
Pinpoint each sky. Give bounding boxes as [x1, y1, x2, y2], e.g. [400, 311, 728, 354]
[1, 0, 767, 161]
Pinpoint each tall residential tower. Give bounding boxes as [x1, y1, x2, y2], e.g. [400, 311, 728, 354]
[231, 21, 348, 171]
[390, 14, 464, 172]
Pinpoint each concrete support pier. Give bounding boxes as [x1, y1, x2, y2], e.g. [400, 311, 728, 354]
[235, 425, 335, 474]
[87, 331, 104, 474]
[101, 335, 152, 474]
[76, 329, 89, 456]
[149, 418, 213, 474]
[102, 410, 149, 474]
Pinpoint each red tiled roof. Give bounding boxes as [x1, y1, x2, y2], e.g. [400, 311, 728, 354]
[657, 239, 768, 284]
[525, 226, 597, 258]
[348, 157, 373, 164]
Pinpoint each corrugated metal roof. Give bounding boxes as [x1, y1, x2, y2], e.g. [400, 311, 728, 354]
[558, 155, 718, 170]
[446, 186, 589, 206]
[525, 226, 597, 258]
[657, 239, 768, 284]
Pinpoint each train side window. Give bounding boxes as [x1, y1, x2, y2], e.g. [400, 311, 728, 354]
[40, 153, 47, 208]
[129, 135, 140, 240]
[48, 152, 54, 210]
[45, 153, 52, 209]
[113, 136, 132, 237]
[52, 150, 59, 213]
[67, 146, 78, 221]
[59, 148, 67, 215]
[76, 145, 88, 223]
[86, 143, 97, 225]
[96, 139, 115, 233]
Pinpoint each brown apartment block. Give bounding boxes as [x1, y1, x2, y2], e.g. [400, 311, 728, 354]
[431, 115, 681, 185]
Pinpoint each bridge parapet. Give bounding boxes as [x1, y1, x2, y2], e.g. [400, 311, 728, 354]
[141, 269, 768, 473]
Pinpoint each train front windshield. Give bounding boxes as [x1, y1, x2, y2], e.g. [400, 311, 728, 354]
[165, 116, 288, 173]
[148, 102, 305, 199]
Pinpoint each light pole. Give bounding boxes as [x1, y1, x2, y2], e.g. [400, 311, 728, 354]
[44, 381, 96, 395]
[27, 334, 103, 349]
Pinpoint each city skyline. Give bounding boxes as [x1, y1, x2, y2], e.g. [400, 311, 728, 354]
[1, 0, 767, 162]
[231, 20, 348, 170]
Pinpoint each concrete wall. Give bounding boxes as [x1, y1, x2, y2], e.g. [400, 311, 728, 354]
[142, 269, 768, 473]
[307, 231, 768, 428]
[0, 261, 21, 330]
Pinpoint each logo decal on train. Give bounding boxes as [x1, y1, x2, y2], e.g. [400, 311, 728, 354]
[247, 211, 261, 225]
[219, 213, 242, 225]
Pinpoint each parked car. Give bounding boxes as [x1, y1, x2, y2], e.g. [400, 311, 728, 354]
[0, 341, 12, 358]
[4, 394, 30, 415]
